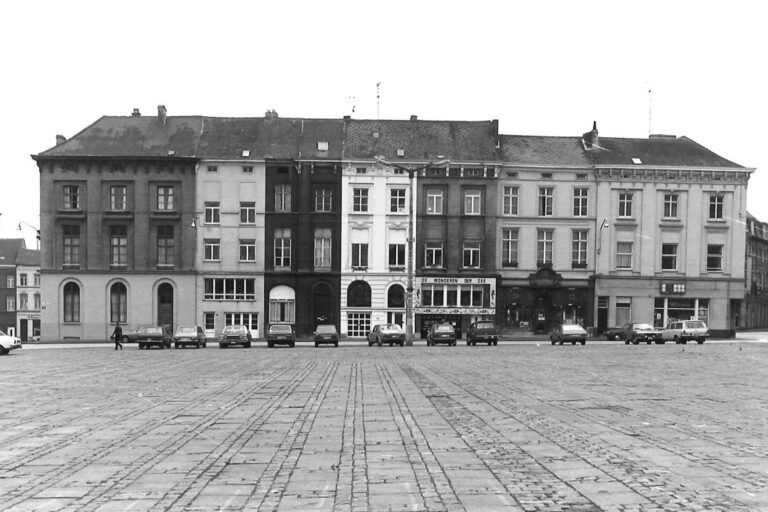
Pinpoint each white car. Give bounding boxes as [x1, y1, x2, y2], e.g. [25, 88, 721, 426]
[0, 330, 22, 355]
[661, 320, 709, 344]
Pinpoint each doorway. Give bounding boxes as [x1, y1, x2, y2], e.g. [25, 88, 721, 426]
[158, 283, 174, 331]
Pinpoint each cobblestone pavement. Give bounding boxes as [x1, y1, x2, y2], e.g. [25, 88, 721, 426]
[1, 342, 767, 511]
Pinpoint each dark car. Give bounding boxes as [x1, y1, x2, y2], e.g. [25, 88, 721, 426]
[367, 324, 405, 347]
[550, 324, 587, 345]
[427, 323, 457, 346]
[604, 325, 628, 341]
[174, 325, 207, 349]
[625, 323, 664, 345]
[314, 324, 339, 347]
[466, 321, 498, 346]
[137, 326, 172, 349]
[266, 324, 295, 348]
[218, 325, 252, 348]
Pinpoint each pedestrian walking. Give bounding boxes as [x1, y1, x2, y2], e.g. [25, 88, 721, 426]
[112, 322, 123, 350]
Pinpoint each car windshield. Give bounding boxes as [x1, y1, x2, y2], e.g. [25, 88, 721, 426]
[381, 324, 403, 332]
[475, 322, 495, 329]
[435, 325, 454, 332]
[270, 325, 292, 333]
[145, 327, 162, 334]
[0, 330, 6, 336]
[634, 324, 654, 330]
[316, 325, 337, 334]
[222, 326, 244, 334]
[686, 321, 705, 328]
[562, 325, 585, 333]
[176, 327, 197, 335]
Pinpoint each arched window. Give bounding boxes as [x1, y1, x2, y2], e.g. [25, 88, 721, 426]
[110, 282, 127, 323]
[388, 284, 405, 308]
[63, 282, 80, 323]
[347, 281, 371, 307]
[269, 285, 295, 323]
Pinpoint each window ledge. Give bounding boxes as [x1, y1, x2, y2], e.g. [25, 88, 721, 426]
[352, 266, 368, 272]
[389, 266, 406, 272]
[502, 261, 518, 268]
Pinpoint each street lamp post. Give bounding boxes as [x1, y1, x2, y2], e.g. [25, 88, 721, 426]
[375, 158, 449, 345]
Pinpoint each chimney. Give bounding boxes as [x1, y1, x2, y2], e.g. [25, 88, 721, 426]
[582, 121, 598, 149]
[56, 134, 67, 146]
[410, 115, 418, 121]
[265, 109, 279, 119]
[157, 105, 167, 126]
[131, 108, 141, 117]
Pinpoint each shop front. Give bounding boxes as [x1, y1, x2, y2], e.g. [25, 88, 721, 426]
[414, 276, 496, 339]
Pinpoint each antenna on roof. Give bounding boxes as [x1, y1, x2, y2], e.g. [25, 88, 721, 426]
[347, 96, 356, 114]
[647, 83, 653, 137]
[376, 82, 381, 120]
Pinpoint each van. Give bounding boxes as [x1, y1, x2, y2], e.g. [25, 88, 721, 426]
[661, 320, 709, 344]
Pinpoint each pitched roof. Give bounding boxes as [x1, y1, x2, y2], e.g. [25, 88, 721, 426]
[588, 136, 743, 168]
[36, 116, 204, 159]
[499, 135, 590, 167]
[16, 248, 40, 266]
[197, 117, 345, 160]
[0, 239, 25, 265]
[343, 119, 499, 162]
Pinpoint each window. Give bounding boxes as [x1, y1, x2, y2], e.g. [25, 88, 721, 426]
[157, 226, 174, 266]
[389, 243, 405, 267]
[501, 228, 518, 266]
[661, 243, 678, 270]
[6, 296, 15, 311]
[110, 185, 127, 210]
[275, 184, 291, 212]
[356, 167, 367, 174]
[204, 312, 215, 331]
[315, 188, 333, 212]
[63, 225, 80, 266]
[110, 226, 127, 266]
[464, 190, 482, 215]
[707, 244, 724, 271]
[538, 187, 553, 216]
[314, 228, 332, 268]
[347, 281, 372, 307]
[204, 202, 220, 224]
[204, 239, 221, 261]
[274, 228, 291, 268]
[63, 282, 80, 323]
[463, 241, 481, 268]
[573, 188, 588, 217]
[239, 240, 256, 262]
[572, 229, 588, 267]
[618, 192, 633, 218]
[240, 202, 256, 224]
[537, 230, 553, 266]
[34, 273, 40, 287]
[225, 313, 258, 332]
[347, 313, 371, 337]
[426, 190, 443, 214]
[425, 243, 443, 268]
[110, 283, 127, 323]
[63, 185, 80, 210]
[616, 241, 633, 269]
[390, 188, 407, 213]
[34, 294, 41, 309]
[709, 194, 724, 219]
[19, 294, 28, 310]
[242, 166, 253, 173]
[157, 186, 174, 210]
[503, 186, 519, 215]
[19, 274, 28, 286]
[203, 278, 257, 300]
[616, 297, 631, 326]
[663, 193, 679, 218]
[352, 243, 368, 268]
[207, 166, 218, 173]
[352, 188, 369, 213]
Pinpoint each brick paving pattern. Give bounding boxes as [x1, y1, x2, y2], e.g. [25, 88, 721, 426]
[1, 342, 767, 511]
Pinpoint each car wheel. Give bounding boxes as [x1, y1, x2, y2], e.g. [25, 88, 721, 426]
[558, 340, 563, 345]
[268, 341, 274, 348]
[334, 342, 338, 347]
[122, 336, 130, 344]
[0, 346, 9, 356]
[219, 343, 226, 348]
[646, 340, 652, 345]
[696, 339, 705, 344]
[138, 343, 144, 350]
[613, 334, 621, 341]
[632, 339, 640, 345]
[551, 340, 556, 345]
[581, 340, 586, 345]
[290, 342, 295, 348]
[246, 342, 251, 348]
[175, 343, 179, 349]
[377, 340, 382, 347]
[682, 339, 688, 345]
[315, 342, 319, 347]
[400, 342, 404, 347]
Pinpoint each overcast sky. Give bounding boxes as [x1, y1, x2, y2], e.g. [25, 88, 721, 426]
[2, 0, 765, 248]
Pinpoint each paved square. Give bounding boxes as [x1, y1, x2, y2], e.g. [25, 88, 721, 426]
[1, 342, 767, 511]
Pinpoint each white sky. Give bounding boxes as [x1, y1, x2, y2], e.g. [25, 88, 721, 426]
[2, 0, 766, 248]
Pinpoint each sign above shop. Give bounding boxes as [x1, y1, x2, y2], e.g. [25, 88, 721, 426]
[528, 267, 562, 288]
[660, 282, 686, 294]
[415, 307, 495, 315]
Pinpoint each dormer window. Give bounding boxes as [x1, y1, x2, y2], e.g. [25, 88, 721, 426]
[317, 141, 329, 151]
[632, 158, 642, 164]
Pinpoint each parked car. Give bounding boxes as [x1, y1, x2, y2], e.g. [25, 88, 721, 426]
[466, 321, 499, 346]
[427, 323, 457, 346]
[0, 329, 22, 355]
[219, 325, 252, 348]
[604, 325, 628, 341]
[367, 324, 405, 347]
[661, 320, 709, 344]
[137, 326, 172, 349]
[173, 325, 207, 349]
[550, 324, 587, 345]
[624, 323, 664, 345]
[266, 324, 295, 348]
[120, 325, 153, 344]
[314, 324, 339, 347]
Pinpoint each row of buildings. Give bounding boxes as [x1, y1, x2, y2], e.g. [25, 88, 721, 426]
[29, 106, 760, 341]
[0, 239, 40, 340]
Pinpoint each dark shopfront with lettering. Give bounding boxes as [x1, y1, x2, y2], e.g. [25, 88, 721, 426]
[497, 268, 594, 333]
[414, 276, 497, 338]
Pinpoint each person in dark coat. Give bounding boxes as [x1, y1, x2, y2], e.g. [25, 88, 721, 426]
[112, 322, 123, 350]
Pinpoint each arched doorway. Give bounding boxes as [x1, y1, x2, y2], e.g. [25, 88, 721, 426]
[157, 283, 174, 331]
[313, 283, 333, 330]
[387, 284, 405, 326]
